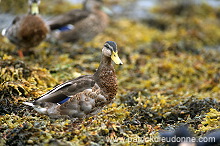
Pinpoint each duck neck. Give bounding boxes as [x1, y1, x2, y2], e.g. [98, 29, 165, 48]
[100, 55, 112, 67]
[94, 55, 112, 77]
[94, 55, 117, 103]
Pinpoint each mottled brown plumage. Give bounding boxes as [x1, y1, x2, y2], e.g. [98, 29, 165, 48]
[1, 0, 49, 57]
[47, 0, 110, 43]
[94, 59, 118, 103]
[14, 15, 48, 48]
[23, 41, 123, 119]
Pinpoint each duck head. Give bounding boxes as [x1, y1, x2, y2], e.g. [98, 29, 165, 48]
[102, 41, 123, 65]
[28, 0, 41, 15]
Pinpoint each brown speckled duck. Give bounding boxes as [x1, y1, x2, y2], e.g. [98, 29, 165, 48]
[1, 0, 49, 57]
[47, 0, 110, 43]
[24, 41, 123, 119]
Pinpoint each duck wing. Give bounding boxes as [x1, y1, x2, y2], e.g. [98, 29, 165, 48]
[34, 75, 95, 104]
[48, 9, 90, 30]
[2, 16, 23, 45]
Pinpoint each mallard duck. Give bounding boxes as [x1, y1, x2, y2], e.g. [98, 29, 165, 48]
[24, 41, 123, 119]
[47, 0, 110, 43]
[1, 0, 49, 57]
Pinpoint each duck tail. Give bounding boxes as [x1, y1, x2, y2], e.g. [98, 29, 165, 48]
[1, 28, 7, 36]
[23, 102, 35, 107]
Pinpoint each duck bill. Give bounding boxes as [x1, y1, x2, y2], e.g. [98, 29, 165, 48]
[31, 3, 39, 14]
[111, 52, 123, 65]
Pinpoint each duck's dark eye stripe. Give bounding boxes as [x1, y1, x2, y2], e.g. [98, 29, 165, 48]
[105, 41, 117, 52]
[104, 44, 111, 50]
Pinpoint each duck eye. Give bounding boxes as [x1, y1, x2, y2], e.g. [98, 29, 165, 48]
[105, 45, 111, 49]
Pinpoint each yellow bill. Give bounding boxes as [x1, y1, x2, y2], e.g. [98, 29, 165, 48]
[111, 52, 123, 65]
[31, 3, 39, 14]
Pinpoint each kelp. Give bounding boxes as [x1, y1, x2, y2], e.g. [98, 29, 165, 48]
[145, 0, 220, 48]
[0, 0, 220, 145]
[0, 54, 57, 115]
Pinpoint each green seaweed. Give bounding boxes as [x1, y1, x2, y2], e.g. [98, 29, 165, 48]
[0, 0, 220, 145]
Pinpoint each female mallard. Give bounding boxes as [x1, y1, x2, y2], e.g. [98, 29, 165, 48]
[47, 0, 110, 43]
[1, 0, 49, 57]
[24, 41, 123, 119]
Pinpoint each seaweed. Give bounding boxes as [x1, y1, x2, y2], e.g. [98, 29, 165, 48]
[0, 0, 220, 145]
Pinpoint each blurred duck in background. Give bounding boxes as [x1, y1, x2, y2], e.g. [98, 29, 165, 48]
[47, 0, 111, 43]
[1, 0, 49, 57]
[160, 126, 220, 146]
